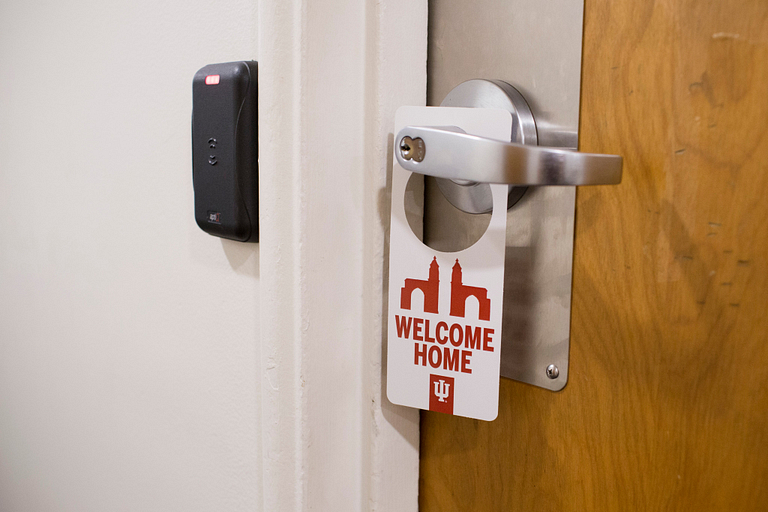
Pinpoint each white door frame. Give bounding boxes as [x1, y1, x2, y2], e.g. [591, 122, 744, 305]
[258, 1, 426, 510]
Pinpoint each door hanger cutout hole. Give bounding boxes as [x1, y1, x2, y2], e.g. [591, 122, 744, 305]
[404, 173, 491, 253]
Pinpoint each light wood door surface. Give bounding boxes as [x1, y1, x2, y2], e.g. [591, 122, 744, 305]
[419, 0, 768, 509]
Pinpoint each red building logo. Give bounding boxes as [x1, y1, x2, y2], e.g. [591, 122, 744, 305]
[399, 258, 490, 320]
[400, 256, 440, 314]
[429, 374, 454, 414]
[449, 259, 491, 321]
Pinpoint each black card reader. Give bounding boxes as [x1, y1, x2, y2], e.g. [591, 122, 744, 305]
[192, 61, 258, 242]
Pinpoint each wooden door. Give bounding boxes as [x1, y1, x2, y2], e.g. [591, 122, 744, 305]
[420, 0, 768, 509]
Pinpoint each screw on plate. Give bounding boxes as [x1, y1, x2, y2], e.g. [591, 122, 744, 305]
[546, 364, 559, 379]
[399, 136, 426, 162]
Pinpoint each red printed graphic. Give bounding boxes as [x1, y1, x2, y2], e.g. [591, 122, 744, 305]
[429, 374, 455, 414]
[401, 256, 440, 314]
[400, 258, 491, 320]
[449, 259, 490, 320]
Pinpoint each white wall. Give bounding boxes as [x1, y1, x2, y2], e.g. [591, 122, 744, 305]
[0, 0, 428, 509]
[257, 0, 424, 510]
[0, 1, 262, 510]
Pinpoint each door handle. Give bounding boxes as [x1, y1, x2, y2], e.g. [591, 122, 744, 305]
[395, 126, 622, 186]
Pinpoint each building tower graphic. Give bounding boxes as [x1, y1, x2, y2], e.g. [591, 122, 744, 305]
[400, 257, 440, 314]
[450, 259, 491, 320]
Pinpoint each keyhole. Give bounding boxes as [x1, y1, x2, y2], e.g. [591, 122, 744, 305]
[399, 136, 425, 162]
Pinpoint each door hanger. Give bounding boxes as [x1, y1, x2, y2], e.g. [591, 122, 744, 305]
[386, 106, 511, 421]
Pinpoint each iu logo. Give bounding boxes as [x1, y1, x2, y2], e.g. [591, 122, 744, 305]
[400, 257, 490, 320]
[429, 374, 455, 414]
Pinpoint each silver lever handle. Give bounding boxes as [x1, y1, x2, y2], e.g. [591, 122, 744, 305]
[395, 126, 623, 186]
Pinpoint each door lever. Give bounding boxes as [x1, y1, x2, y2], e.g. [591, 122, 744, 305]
[395, 126, 622, 186]
[394, 79, 622, 216]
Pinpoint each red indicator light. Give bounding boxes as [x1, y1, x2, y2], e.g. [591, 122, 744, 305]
[205, 75, 220, 85]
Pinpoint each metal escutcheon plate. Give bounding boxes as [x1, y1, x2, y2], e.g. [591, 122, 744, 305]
[424, 80, 576, 392]
[437, 80, 537, 213]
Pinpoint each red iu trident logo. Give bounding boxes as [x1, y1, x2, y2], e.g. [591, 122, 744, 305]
[429, 374, 455, 414]
[400, 257, 490, 320]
